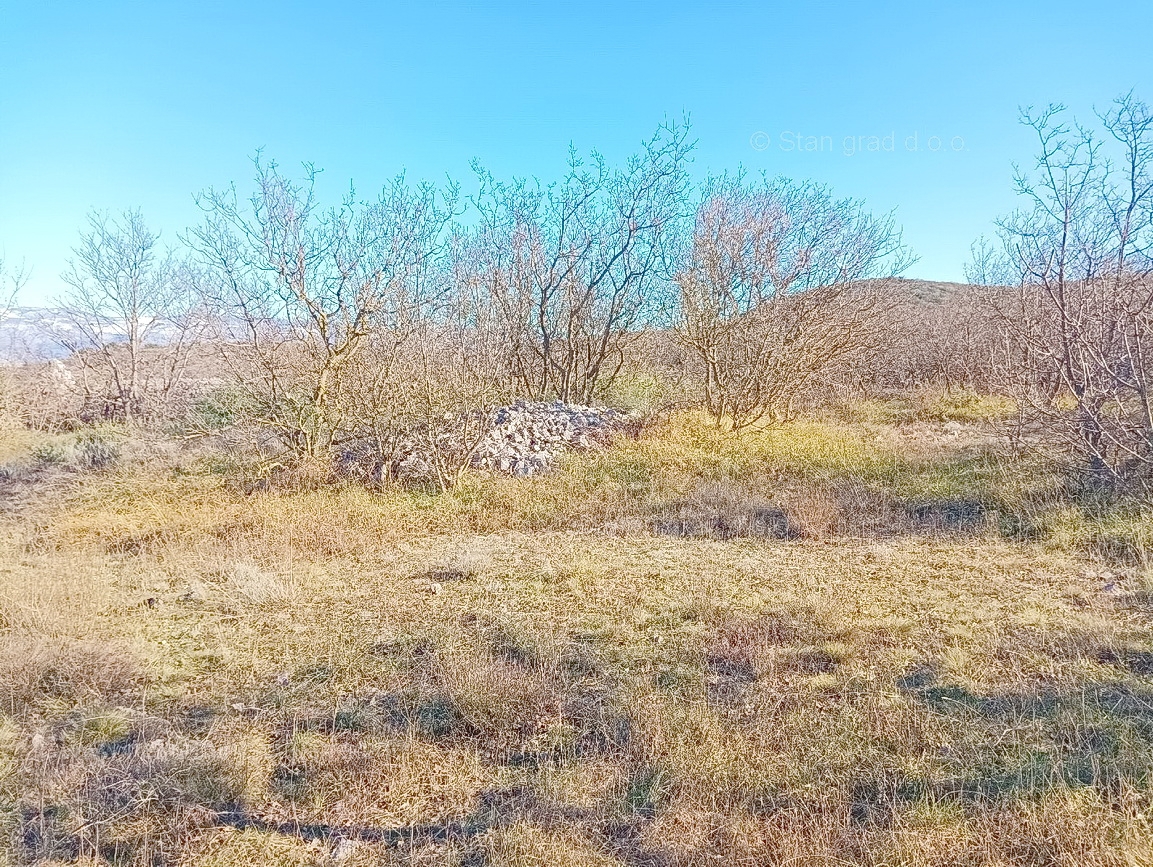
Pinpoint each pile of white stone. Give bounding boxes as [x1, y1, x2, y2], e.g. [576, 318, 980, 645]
[340, 400, 633, 484]
[467, 400, 631, 476]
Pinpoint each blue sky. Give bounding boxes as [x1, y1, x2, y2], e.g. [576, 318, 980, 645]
[1, 0, 1150, 303]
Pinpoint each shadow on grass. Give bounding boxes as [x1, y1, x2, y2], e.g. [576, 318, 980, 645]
[644, 447, 1020, 542]
[643, 445, 1153, 561]
[882, 664, 1153, 823]
[652, 489, 799, 541]
[217, 783, 673, 866]
[905, 498, 987, 531]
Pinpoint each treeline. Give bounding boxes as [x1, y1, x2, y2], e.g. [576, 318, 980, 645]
[2, 94, 1152, 492]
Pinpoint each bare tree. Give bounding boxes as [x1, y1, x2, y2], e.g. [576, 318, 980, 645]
[978, 93, 1153, 484]
[333, 254, 516, 490]
[676, 174, 912, 428]
[0, 257, 27, 360]
[0, 256, 24, 317]
[187, 156, 458, 459]
[0, 257, 28, 426]
[409, 232, 525, 489]
[470, 120, 693, 404]
[53, 210, 202, 421]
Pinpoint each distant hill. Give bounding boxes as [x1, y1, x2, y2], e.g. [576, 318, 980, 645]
[859, 277, 985, 304]
[0, 308, 182, 361]
[0, 308, 76, 360]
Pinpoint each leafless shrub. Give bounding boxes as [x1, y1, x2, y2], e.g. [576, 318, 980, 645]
[867, 281, 1006, 394]
[676, 174, 912, 429]
[187, 156, 459, 460]
[0, 637, 141, 718]
[44, 209, 207, 423]
[973, 92, 1153, 490]
[342, 274, 516, 490]
[469, 120, 693, 404]
[0, 254, 25, 342]
[0, 254, 26, 350]
[602, 327, 697, 418]
[0, 258, 30, 428]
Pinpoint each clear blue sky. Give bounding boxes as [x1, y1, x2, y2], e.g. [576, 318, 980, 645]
[1, 0, 1150, 303]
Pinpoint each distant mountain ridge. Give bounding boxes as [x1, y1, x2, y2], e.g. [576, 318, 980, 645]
[0, 307, 80, 360]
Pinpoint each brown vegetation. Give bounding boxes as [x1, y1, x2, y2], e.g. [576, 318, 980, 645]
[2, 407, 1153, 866]
[3, 95, 1153, 866]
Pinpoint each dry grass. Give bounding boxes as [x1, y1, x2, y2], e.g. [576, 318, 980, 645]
[2, 411, 1153, 865]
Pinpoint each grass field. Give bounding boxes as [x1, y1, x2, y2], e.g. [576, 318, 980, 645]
[2, 406, 1153, 866]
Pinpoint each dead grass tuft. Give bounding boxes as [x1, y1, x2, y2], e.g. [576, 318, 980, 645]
[651, 482, 798, 540]
[0, 637, 141, 718]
